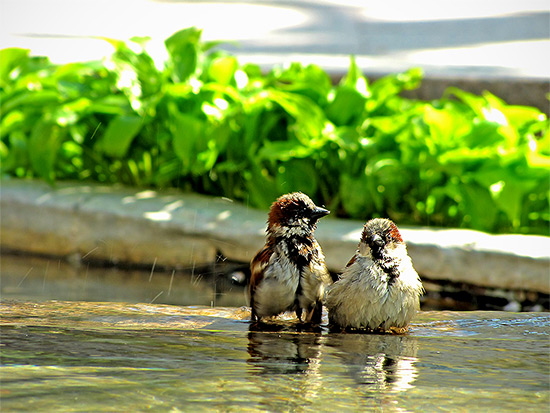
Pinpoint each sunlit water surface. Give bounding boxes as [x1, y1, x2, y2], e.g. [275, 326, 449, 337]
[1, 255, 549, 411]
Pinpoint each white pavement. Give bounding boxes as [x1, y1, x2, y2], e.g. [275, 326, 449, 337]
[1, 0, 548, 81]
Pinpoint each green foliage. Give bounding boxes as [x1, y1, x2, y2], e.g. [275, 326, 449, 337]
[1, 29, 548, 234]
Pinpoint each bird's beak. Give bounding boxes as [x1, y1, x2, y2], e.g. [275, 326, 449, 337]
[371, 234, 385, 249]
[311, 207, 330, 220]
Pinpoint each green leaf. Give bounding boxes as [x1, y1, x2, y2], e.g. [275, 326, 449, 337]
[100, 39, 160, 114]
[502, 105, 546, 128]
[339, 173, 372, 218]
[172, 113, 204, 173]
[192, 122, 230, 174]
[326, 86, 367, 126]
[458, 181, 497, 231]
[207, 56, 238, 85]
[340, 55, 369, 96]
[276, 160, 318, 194]
[464, 121, 503, 149]
[367, 68, 423, 113]
[1, 89, 60, 113]
[89, 96, 131, 115]
[243, 63, 263, 80]
[367, 115, 408, 135]
[95, 114, 143, 157]
[0, 110, 25, 138]
[195, 140, 218, 174]
[271, 63, 332, 105]
[165, 27, 202, 83]
[445, 87, 487, 117]
[473, 167, 537, 228]
[492, 180, 527, 229]
[258, 141, 314, 161]
[266, 89, 326, 145]
[29, 120, 63, 182]
[424, 105, 458, 142]
[245, 165, 280, 209]
[438, 147, 495, 165]
[53, 98, 92, 126]
[1, 131, 28, 174]
[0, 48, 30, 88]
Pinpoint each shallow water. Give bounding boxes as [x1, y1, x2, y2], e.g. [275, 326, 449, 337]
[1, 255, 549, 411]
[1, 300, 549, 412]
[1, 253, 247, 307]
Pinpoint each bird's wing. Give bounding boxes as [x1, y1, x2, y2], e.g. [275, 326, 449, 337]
[345, 253, 359, 269]
[249, 245, 273, 295]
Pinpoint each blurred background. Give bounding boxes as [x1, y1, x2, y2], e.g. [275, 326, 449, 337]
[2, 0, 549, 80]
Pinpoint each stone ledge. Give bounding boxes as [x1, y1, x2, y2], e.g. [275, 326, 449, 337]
[1, 179, 549, 293]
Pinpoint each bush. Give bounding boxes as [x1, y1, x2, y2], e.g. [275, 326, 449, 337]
[1, 28, 548, 234]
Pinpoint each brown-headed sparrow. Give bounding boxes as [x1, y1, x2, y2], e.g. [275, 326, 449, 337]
[326, 218, 423, 332]
[249, 192, 332, 324]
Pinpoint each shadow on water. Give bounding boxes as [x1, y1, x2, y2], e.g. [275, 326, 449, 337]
[1, 253, 248, 307]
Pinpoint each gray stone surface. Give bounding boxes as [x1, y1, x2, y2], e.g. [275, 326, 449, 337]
[1, 179, 549, 293]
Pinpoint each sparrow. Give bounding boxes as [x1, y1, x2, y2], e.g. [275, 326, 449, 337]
[249, 192, 332, 324]
[326, 218, 423, 332]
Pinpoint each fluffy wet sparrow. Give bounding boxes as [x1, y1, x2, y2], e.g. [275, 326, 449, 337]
[326, 218, 423, 332]
[249, 192, 332, 324]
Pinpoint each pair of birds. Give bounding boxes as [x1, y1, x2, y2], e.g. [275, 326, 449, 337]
[249, 192, 424, 332]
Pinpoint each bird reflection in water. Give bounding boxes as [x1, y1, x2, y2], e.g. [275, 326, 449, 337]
[245, 321, 418, 407]
[247, 323, 323, 375]
[326, 333, 419, 394]
[246, 323, 326, 408]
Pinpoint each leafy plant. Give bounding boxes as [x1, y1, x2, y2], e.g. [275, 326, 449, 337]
[1, 27, 548, 235]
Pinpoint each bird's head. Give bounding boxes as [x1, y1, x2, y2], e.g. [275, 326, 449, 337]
[267, 192, 329, 237]
[358, 218, 404, 259]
